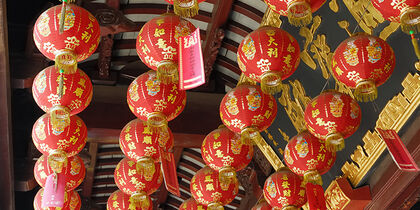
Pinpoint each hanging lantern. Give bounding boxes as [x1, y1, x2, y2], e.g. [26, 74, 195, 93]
[263, 168, 307, 209]
[237, 27, 300, 94]
[284, 131, 336, 185]
[251, 200, 275, 210]
[179, 198, 208, 210]
[264, 0, 326, 26]
[201, 127, 253, 188]
[331, 33, 395, 102]
[164, 0, 207, 18]
[120, 118, 173, 179]
[220, 84, 277, 144]
[32, 114, 87, 173]
[127, 71, 186, 132]
[34, 155, 85, 191]
[107, 190, 153, 210]
[114, 158, 163, 209]
[34, 189, 81, 210]
[190, 166, 239, 209]
[136, 13, 196, 83]
[371, 0, 419, 34]
[304, 90, 361, 151]
[32, 65, 93, 131]
[33, 3, 100, 73]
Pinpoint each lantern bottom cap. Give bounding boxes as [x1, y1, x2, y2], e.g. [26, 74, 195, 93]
[326, 133, 345, 152]
[415, 61, 420, 71]
[208, 202, 224, 210]
[173, 0, 199, 18]
[287, 0, 313, 27]
[131, 191, 151, 209]
[304, 170, 323, 186]
[260, 71, 283, 95]
[400, 6, 420, 35]
[354, 80, 378, 102]
[47, 149, 68, 173]
[156, 61, 179, 84]
[282, 206, 298, 210]
[219, 167, 237, 190]
[136, 157, 156, 182]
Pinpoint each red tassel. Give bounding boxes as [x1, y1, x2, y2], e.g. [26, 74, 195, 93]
[306, 182, 327, 210]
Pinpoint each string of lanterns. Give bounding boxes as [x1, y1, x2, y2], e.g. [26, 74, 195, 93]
[32, 0, 100, 209]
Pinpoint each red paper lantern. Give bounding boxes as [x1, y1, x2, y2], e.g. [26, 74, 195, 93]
[33, 4, 100, 72]
[34, 155, 85, 191]
[114, 158, 163, 209]
[190, 166, 239, 209]
[127, 71, 186, 131]
[263, 168, 307, 209]
[331, 33, 395, 102]
[32, 66, 93, 132]
[179, 198, 208, 210]
[371, 0, 419, 34]
[251, 201, 276, 210]
[304, 90, 361, 151]
[264, 0, 326, 26]
[120, 118, 174, 179]
[220, 85, 277, 143]
[284, 131, 336, 185]
[107, 190, 153, 210]
[32, 114, 87, 173]
[34, 189, 81, 210]
[201, 127, 253, 187]
[237, 27, 300, 94]
[136, 13, 196, 83]
[164, 0, 207, 18]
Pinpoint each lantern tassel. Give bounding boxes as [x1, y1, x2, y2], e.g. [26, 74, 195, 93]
[136, 157, 156, 182]
[354, 80, 378, 102]
[409, 31, 420, 71]
[47, 149, 68, 174]
[260, 71, 283, 95]
[207, 202, 224, 210]
[55, 50, 77, 74]
[130, 191, 151, 209]
[287, 0, 313, 27]
[49, 105, 71, 134]
[157, 61, 179, 84]
[400, 6, 420, 35]
[282, 206, 299, 210]
[306, 182, 327, 210]
[218, 166, 237, 191]
[59, 0, 67, 34]
[304, 170, 323, 186]
[173, 0, 199, 18]
[326, 133, 345, 152]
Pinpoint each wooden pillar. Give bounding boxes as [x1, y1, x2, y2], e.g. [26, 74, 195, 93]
[0, 0, 15, 209]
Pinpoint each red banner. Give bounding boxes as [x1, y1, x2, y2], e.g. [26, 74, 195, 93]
[178, 28, 205, 90]
[42, 173, 66, 208]
[377, 128, 419, 172]
[159, 147, 181, 196]
[306, 182, 327, 210]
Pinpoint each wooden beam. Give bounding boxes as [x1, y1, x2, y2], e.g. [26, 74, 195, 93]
[365, 115, 420, 209]
[88, 128, 205, 148]
[202, 0, 234, 83]
[81, 142, 99, 198]
[0, 0, 14, 208]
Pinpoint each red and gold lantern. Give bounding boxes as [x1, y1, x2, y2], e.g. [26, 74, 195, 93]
[371, 0, 419, 34]
[251, 200, 275, 210]
[32, 114, 87, 173]
[179, 198, 208, 210]
[127, 71, 186, 131]
[263, 168, 307, 209]
[114, 158, 163, 209]
[107, 190, 153, 210]
[32, 66, 93, 132]
[34, 155, 85, 191]
[190, 166, 239, 209]
[34, 189, 81, 210]
[33, 4, 100, 72]
[237, 27, 300, 94]
[201, 127, 253, 187]
[220, 85, 277, 143]
[331, 33, 395, 102]
[304, 90, 361, 151]
[136, 13, 196, 83]
[120, 118, 173, 180]
[264, 0, 326, 26]
[164, 0, 207, 18]
[284, 131, 336, 185]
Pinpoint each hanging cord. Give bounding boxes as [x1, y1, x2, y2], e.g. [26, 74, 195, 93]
[58, 69, 65, 98]
[352, 2, 370, 34]
[319, 76, 331, 95]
